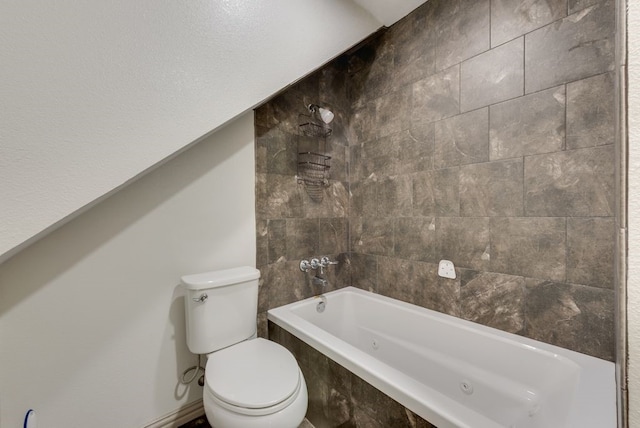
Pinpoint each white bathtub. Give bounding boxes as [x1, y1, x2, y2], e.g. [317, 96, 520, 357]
[267, 286, 616, 428]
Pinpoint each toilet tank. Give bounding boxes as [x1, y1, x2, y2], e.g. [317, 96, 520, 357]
[182, 266, 260, 355]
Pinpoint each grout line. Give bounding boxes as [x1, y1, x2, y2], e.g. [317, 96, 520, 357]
[522, 35, 526, 95]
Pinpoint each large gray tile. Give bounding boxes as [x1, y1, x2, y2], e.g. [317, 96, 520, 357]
[286, 219, 320, 261]
[394, 217, 437, 262]
[351, 217, 394, 256]
[377, 257, 430, 304]
[326, 140, 348, 183]
[349, 101, 377, 145]
[413, 168, 460, 217]
[353, 132, 404, 178]
[356, 128, 434, 178]
[566, 72, 615, 149]
[350, 178, 378, 218]
[436, 217, 491, 270]
[319, 218, 348, 256]
[434, 108, 489, 168]
[375, 86, 412, 139]
[525, 280, 615, 360]
[257, 173, 304, 219]
[351, 370, 435, 427]
[403, 122, 435, 173]
[524, 0, 615, 93]
[389, 1, 438, 87]
[349, 144, 365, 182]
[349, 252, 378, 292]
[567, 217, 614, 289]
[267, 219, 287, 264]
[256, 219, 268, 268]
[460, 159, 524, 216]
[263, 260, 315, 309]
[376, 175, 413, 217]
[255, 126, 269, 174]
[569, 0, 601, 14]
[490, 217, 566, 281]
[460, 271, 525, 333]
[435, 0, 490, 70]
[412, 65, 461, 124]
[491, 0, 567, 47]
[262, 89, 312, 135]
[415, 264, 461, 316]
[460, 38, 524, 112]
[346, 33, 395, 108]
[489, 86, 566, 160]
[524, 146, 615, 216]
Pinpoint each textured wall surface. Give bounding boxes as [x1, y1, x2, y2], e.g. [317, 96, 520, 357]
[0, 113, 256, 428]
[0, 0, 384, 263]
[257, 0, 616, 361]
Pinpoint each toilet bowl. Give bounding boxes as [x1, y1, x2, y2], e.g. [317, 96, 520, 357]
[203, 338, 307, 428]
[181, 267, 308, 428]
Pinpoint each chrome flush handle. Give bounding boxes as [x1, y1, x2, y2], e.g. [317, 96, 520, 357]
[192, 293, 208, 303]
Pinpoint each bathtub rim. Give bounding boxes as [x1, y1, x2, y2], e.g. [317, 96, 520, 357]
[267, 286, 616, 428]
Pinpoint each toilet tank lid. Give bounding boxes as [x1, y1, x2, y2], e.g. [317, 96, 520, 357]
[181, 266, 260, 290]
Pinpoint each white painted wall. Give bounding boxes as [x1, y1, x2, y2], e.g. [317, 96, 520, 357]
[0, 0, 383, 263]
[0, 112, 256, 427]
[353, 0, 428, 26]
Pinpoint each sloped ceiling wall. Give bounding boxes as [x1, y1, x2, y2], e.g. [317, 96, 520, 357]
[0, 0, 426, 263]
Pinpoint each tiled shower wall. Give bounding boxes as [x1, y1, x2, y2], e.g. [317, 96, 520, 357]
[256, 0, 616, 360]
[254, 65, 353, 337]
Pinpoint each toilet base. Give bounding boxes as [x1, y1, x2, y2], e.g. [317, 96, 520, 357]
[203, 371, 307, 428]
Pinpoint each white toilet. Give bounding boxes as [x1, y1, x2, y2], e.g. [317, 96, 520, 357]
[182, 266, 308, 428]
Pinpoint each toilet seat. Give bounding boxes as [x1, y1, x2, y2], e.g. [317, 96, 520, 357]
[205, 338, 301, 416]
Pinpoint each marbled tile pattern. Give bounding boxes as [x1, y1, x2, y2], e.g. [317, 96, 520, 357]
[489, 86, 566, 160]
[435, 0, 490, 71]
[461, 271, 526, 333]
[491, 0, 567, 47]
[524, 0, 615, 93]
[460, 37, 524, 112]
[434, 108, 489, 168]
[490, 217, 567, 281]
[411, 66, 460, 124]
[525, 280, 615, 360]
[567, 217, 615, 289]
[412, 168, 460, 217]
[459, 159, 524, 216]
[524, 146, 615, 216]
[270, 324, 437, 428]
[256, 2, 616, 402]
[436, 217, 490, 271]
[566, 72, 615, 148]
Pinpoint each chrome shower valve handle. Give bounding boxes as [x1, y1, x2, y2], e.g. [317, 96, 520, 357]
[320, 256, 339, 267]
[299, 260, 312, 272]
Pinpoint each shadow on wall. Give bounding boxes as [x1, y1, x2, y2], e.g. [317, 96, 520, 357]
[0, 113, 255, 426]
[167, 289, 203, 402]
[0, 120, 245, 314]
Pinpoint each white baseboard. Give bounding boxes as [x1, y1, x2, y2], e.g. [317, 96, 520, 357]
[143, 400, 205, 428]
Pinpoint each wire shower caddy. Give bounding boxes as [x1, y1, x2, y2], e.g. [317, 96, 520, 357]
[297, 114, 332, 201]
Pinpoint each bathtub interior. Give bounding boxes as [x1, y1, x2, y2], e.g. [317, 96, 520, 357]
[272, 287, 615, 428]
